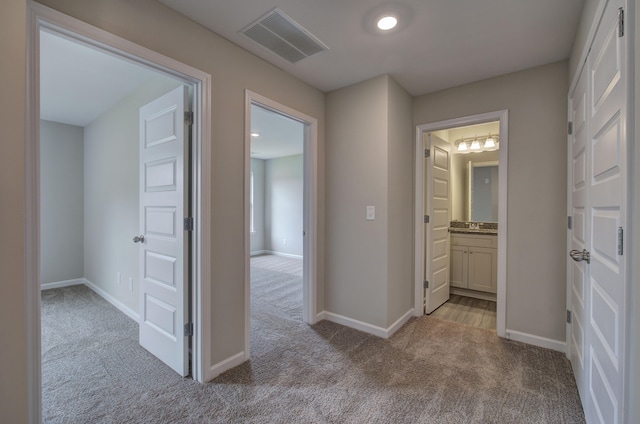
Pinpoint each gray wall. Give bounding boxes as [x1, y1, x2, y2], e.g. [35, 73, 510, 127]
[40, 120, 84, 284]
[326, 75, 413, 329]
[1, 1, 27, 419]
[83, 76, 181, 314]
[414, 61, 569, 343]
[250, 158, 265, 253]
[265, 155, 303, 257]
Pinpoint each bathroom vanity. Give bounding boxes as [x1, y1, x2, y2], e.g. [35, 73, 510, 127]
[449, 225, 497, 300]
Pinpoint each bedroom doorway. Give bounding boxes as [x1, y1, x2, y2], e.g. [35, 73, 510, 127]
[243, 91, 318, 358]
[27, 4, 212, 419]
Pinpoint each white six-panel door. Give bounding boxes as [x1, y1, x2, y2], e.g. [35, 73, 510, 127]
[138, 86, 190, 376]
[568, 0, 627, 422]
[425, 134, 451, 314]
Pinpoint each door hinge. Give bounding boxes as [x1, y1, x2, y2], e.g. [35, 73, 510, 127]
[184, 322, 193, 337]
[424, 215, 430, 224]
[425, 149, 430, 158]
[618, 227, 624, 255]
[618, 7, 624, 37]
[184, 111, 194, 126]
[184, 217, 194, 232]
[568, 216, 572, 230]
[424, 280, 429, 289]
[566, 310, 572, 324]
[567, 122, 573, 135]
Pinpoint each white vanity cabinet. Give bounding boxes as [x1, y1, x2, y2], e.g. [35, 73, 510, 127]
[450, 233, 497, 294]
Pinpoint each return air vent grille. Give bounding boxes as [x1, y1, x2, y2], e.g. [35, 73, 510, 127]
[242, 8, 328, 64]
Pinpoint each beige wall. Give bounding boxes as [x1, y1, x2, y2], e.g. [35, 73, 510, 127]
[0, 0, 27, 421]
[414, 61, 569, 342]
[36, 0, 325, 368]
[325, 75, 413, 329]
[326, 75, 389, 327]
[386, 76, 414, 325]
[626, 5, 640, 422]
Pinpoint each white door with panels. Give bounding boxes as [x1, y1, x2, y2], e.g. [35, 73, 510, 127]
[568, 0, 627, 422]
[137, 86, 191, 376]
[425, 134, 451, 314]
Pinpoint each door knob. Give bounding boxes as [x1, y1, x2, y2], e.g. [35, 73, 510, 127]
[569, 249, 590, 264]
[133, 235, 145, 243]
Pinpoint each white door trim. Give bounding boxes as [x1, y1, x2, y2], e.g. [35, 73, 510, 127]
[244, 90, 318, 359]
[25, 2, 212, 419]
[414, 110, 508, 337]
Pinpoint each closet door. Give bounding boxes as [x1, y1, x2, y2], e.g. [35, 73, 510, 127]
[585, 0, 627, 421]
[568, 0, 628, 422]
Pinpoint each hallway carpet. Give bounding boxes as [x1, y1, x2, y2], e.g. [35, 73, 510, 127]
[41, 255, 584, 423]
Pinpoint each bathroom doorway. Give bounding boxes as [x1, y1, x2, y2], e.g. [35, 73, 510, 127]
[414, 111, 508, 336]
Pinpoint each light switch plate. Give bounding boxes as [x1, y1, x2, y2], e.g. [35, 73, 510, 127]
[366, 206, 375, 221]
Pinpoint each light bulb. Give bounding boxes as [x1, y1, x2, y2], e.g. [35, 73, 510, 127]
[484, 137, 496, 148]
[470, 140, 481, 150]
[457, 142, 468, 152]
[377, 16, 397, 30]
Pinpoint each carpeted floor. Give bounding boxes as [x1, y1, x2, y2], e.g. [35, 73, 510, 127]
[41, 255, 585, 423]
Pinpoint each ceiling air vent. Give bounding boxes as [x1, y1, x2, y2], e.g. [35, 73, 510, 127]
[241, 8, 328, 64]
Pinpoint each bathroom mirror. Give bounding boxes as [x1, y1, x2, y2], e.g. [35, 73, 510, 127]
[468, 161, 499, 222]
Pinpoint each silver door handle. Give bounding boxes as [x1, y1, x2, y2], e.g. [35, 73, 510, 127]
[133, 235, 145, 243]
[569, 249, 590, 264]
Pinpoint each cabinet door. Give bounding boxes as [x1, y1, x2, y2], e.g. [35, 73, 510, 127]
[450, 245, 468, 288]
[468, 247, 497, 293]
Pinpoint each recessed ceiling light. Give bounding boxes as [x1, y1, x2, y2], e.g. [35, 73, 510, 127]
[377, 16, 397, 31]
[251, 132, 260, 137]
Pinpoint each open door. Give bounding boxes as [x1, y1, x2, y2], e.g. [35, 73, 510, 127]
[137, 86, 190, 376]
[424, 134, 452, 314]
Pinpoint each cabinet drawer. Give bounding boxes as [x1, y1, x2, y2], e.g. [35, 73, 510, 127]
[450, 234, 497, 248]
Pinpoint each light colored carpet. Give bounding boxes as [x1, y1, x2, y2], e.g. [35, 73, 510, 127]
[41, 255, 585, 423]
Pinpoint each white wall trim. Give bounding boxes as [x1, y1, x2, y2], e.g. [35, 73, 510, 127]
[209, 351, 247, 379]
[250, 250, 267, 256]
[26, 4, 213, 419]
[83, 279, 140, 322]
[322, 308, 414, 339]
[505, 329, 566, 353]
[264, 250, 303, 260]
[40, 278, 84, 290]
[414, 110, 508, 339]
[244, 90, 320, 362]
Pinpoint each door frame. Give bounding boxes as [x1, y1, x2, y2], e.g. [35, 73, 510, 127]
[414, 110, 508, 338]
[25, 2, 212, 419]
[243, 91, 318, 358]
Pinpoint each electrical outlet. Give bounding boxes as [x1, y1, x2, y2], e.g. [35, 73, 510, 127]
[128, 277, 133, 291]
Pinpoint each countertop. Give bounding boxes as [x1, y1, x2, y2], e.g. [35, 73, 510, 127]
[448, 227, 498, 236]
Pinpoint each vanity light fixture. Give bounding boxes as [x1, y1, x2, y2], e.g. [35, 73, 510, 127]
[454, 134, 499, 153]
[377, 15, 398, 30]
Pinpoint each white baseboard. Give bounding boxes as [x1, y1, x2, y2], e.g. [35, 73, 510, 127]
[206, 351, 246, 381]
[321, 308, 413, 339]
[250, 250, 266, 256]
[265, 250, 303, 260]
[83, 278, 139, 323]
[41, 278, 84, 290]
[504, 329, 566, 352]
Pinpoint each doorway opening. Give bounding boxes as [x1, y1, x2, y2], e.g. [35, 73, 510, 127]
[414, 110, 508, 337]
[26, 4, 212, 419]
[244, 91, 318, 358]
